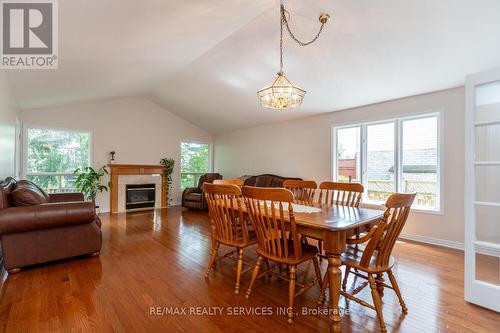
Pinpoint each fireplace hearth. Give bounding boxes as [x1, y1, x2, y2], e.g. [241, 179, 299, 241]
[125, 184, 156, 210]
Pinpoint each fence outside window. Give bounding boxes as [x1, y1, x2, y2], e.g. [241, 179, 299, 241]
[27, 173, 78, 193]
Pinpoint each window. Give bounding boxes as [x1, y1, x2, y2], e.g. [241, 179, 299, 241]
[336, 127, 361, 183]
[366, 122, 395, 203]
[24, 126, 91, 193]
[333, 113, 441, 212]
[401, 117, 439, 210]
[180, 142, 212, 189]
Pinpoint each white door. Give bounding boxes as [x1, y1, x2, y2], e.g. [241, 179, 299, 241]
[465, 68, 500, 312]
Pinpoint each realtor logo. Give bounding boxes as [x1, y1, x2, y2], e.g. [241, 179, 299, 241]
[1, 0, 58, 69]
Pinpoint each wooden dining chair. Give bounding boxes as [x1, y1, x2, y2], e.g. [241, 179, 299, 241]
[317, 181, 364, 207]
[242, 186, 322, 324]
[213, 178, 244, 186]
[314, 181, 365, 257]
[283, 180, 317, 204]
[318, 192, 416, 333]
[204, 183, 257, 294]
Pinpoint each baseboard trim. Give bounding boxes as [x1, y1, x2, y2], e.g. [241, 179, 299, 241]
[399, 235, 500, 257]
[399, 234, 464, 251]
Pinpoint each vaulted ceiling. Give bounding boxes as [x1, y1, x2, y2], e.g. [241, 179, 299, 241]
[7, 0, 500, 133]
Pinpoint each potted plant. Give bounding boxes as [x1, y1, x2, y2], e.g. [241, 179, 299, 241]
[160, 158, 175, 207]
[74, 166, 111, 210]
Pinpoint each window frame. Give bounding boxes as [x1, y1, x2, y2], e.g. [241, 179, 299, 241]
[22, 124, 93, 192]
[179, 140, 213, 190]
[332, 111, 443, 214]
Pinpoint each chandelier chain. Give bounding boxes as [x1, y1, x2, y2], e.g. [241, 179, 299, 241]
[280, 5, 326, 47]
[280, 5, 284, 72]
[258, 1, 329, 109]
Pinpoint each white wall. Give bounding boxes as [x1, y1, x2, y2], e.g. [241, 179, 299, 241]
[0, 72, 19, 179]
[21, 97, 214, 211]
[215, 87, 465, 245]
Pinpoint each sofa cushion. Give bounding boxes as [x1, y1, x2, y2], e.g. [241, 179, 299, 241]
[243, 176, 257, 186]
[270, 177, 286, 187]
[255, 176, 273, 187]
[17, 180, 50, 201]
[244, 174, 303, 188]
[184, 192, 202, 202]
[11, 184, 49, 206]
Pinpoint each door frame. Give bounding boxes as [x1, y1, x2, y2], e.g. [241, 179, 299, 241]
[464, 68, 500, 312]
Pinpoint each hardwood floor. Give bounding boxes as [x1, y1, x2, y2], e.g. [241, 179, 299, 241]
[0, 207, 498, 332]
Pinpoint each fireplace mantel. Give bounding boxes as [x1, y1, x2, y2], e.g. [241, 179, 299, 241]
[108, 164, 166, 213]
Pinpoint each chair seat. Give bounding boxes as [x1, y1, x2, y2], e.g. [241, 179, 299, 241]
[184, 192, 202, 202]
[217, 230, 258, 248]
[257, 239, 319, 265]
[341, 244, 395, 274]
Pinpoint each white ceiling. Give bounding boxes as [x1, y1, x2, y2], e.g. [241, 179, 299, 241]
[7, 0, 500, 133]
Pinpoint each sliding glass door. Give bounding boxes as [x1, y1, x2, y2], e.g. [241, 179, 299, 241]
[465, 68, 500, 312]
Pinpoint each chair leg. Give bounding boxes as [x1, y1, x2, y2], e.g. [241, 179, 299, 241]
[287, 265, 297, 324]
[205, 241, 220, 278]
[318, 240, 323, 261]
[245, 256, 263, 299]
[342, 267, 350, 291]
[317, 271, 328, 306]
[369, 274, 387, 333]
[234, 248, 244, 294]
[387, 269, 408, 314]
[312, 257, 322, 291]
[376, 273, 385, 296]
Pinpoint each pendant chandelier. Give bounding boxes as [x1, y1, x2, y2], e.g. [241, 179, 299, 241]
[258, 1, 330, 110]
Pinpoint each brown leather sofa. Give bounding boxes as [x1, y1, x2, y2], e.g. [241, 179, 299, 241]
[182, 173, 222, 210]
[243, 174, 302, 187]
[0, 177, 102, 273]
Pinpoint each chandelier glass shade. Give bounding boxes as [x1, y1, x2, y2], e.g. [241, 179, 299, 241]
[258, 2, 329, 110]
[257, 71, 306, 109]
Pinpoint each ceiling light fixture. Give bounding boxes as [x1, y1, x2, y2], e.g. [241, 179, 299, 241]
[258, 1, 330, 110]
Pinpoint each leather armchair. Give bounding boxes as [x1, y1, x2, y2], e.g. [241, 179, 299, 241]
[182, 173, 222, 210]
[0, 177, 102, 273]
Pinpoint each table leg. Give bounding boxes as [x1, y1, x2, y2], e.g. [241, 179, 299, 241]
[327, 254, 342, 322]
[323, 231, 346, 331]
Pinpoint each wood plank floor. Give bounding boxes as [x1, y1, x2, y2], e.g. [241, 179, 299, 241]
[0, 207, 498, 332]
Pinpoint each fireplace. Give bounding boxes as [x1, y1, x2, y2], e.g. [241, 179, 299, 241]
[125, 184, 156, 210]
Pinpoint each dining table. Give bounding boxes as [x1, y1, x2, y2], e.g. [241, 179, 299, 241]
[286, 203, 383, 329]
[235, 201, 385, 330]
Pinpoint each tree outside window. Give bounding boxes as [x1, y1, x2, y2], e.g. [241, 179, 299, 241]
[180, 142, 211, 189]
[26, 127, 90, 193]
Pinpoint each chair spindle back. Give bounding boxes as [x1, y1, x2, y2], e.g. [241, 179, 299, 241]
[360, 193, 416, 268]
[318, 182, 364, 207]
[283, 180, 317, 204]
[204, 183, 249, 246]
[242, 186, 301, 260]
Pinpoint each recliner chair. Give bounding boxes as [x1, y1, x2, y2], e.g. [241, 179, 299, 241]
[181, 173, 222, 210]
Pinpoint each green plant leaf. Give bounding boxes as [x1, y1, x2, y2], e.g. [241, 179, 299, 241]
[73, 166, 109, 202]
